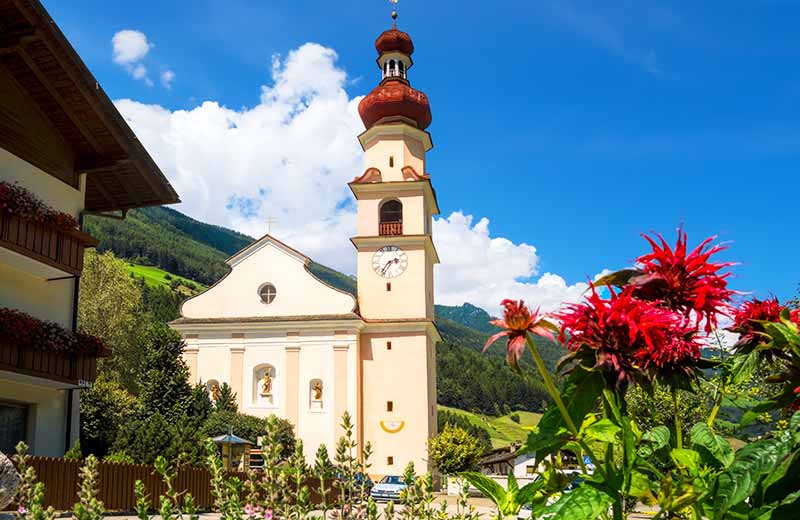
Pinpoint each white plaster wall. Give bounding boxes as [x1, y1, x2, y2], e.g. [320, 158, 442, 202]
[356, 189, 428, 237]
[0, 262, 74, 328]
[181, 241, 356, 319]
[192, 337, 233, 388]
[361, 331, 434, 476]
[357, 245, 429, 320]
[0, 375, 69, 457]
[242, 342, 287, 418]
[0, 147, 84, 217]
[297, 343, 335, 461]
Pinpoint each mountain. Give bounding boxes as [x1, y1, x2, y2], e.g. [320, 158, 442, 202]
[85, 206, 557, 415]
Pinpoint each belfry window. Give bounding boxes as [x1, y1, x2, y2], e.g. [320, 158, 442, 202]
[398, 61, 405, 78]
[379, 200, 403, 236]
[388, 59, 397, 77]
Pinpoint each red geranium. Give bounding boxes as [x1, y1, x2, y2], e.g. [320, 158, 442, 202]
[557, 285, 702, 388]
[484, 299, 555, 372]
[633, 230, 734, 333]
[0, 181, 78, 231]
[0, 307, 107, 356]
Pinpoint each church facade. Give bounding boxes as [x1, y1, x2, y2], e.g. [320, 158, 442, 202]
[170, 20, 441, 476]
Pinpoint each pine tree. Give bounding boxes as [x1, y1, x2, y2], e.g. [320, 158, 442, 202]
[214, 383, 238, 414]
[137, 325, 192, 419]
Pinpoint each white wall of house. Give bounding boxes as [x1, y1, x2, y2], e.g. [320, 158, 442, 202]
[0, 374, 74, 456]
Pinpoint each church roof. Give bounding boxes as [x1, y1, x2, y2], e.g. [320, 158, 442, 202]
[171, 313, 361, 325]
[226, 233, 311, 267]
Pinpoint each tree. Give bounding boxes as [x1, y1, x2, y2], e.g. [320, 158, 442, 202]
[137, 324, 193, 419]
[202, 412, 296, 459]
[78, 250, 149, 393]
[112, 413, 204, 465]
[214, 383, 238, 414]
[79, 375, 138, 458]
[428, 424, 485, 475]
[437, 409, 491, 452]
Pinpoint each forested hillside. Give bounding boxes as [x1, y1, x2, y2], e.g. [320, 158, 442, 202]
[86, 206, 559, 415]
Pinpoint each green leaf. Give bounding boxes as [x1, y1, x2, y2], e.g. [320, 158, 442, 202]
[671, 449, 701, 472]
[730, 351, 759, 385]
[523, 367, 604, 459]
[541, 485, 614, 520]
[515, 479, 546, 509]
[715, 438, 793, 518]
[584, 419, 621, 444]
[628, 470, 655, 499]
[592, 268, 643, 288]
[460, 472, 506, 507]
[690, 422, 734, 468]
[638, 426, 670, 459]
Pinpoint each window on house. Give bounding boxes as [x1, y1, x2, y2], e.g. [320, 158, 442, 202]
[387, 456, 394, 466]
[387, 401, 394, 412]
[526, 465, 536, 475]
[0, 402, 28, 454]
[387, 341, 392, 350]
[259, 283, 277, 304]
[389, 156, 394, 168]
[386, 282, 392, 292]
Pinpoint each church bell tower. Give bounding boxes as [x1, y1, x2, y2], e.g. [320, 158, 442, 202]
[352, 11, 441, 476]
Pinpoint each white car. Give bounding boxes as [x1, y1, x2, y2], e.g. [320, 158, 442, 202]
[370, 475, 407, 502]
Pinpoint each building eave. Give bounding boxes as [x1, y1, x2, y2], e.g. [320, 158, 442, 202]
[350, 234, 440, 264]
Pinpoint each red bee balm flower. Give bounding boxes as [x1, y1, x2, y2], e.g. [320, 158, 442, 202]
[634, 230, 734, 333]
[732, 297, 785, 338]
[484, 300, 555, 371]
[557, 285, 702, 387]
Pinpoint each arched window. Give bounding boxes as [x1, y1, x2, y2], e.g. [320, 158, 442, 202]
[379, 200, 403, 236]
[253, 364, 277, 407]
[383, 61, 389, 78]
[389, 59, 396, 76]
[399, 61, 405, 78]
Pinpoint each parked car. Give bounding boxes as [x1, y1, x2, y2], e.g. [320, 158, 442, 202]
[335, 472, 374, 498]
[370, 475, 408, 502]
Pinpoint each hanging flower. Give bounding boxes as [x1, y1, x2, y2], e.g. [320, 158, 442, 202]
[484, 299, 555, 372]
[632, 230, 734, 333]
[557, 285, 702, 388]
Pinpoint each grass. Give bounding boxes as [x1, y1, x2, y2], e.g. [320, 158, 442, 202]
[126, 263, 206, 295]
[438, 405, 542, 448]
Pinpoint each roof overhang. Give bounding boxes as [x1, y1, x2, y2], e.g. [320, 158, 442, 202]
[170, 314, 365, 335]
[350, 234, 440, 264]
[358, 122, 433, 152]
[0, 0, 179, 212]
[348, 179, 440, 216]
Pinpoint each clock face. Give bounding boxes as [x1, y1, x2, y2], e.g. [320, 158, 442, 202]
[372, 246, 408, 279]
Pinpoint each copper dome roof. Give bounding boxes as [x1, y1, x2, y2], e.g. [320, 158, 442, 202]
[358, 78, 432, 130]
[375, 28, 414, 56]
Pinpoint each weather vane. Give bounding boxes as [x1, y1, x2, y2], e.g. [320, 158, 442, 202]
[389, 0, 399, 27]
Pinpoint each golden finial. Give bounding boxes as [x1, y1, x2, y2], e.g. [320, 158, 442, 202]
[390, 0, 398, 28]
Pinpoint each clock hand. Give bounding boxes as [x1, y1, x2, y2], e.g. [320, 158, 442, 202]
[381, 258, 399, 275]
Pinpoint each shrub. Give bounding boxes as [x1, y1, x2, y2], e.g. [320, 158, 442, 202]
[428, 424, 485, 475]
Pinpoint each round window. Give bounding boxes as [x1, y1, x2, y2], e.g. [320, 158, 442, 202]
[259, 283, 277, 304]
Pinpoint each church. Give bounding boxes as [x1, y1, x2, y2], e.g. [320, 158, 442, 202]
[170, 17, 441, 476]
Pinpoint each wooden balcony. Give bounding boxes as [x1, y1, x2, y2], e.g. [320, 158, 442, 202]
[379, 221, 403, 236]
[0, 211, 97, 277]
[0, 341, 98, 386]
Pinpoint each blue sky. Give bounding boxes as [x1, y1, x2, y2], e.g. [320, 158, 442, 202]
[44, 0, 800, 308]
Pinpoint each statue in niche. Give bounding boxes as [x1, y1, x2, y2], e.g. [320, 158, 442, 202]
[261, 371, 273, 397]
[210, 382, 220, 402]
[313, 381, 323, 401]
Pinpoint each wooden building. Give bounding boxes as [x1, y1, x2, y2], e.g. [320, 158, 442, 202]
[0, 0, 178, 455]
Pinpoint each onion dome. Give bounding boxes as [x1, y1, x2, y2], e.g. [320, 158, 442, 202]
[375, 28, 414, 56]
[359, 80, 431, 130]
[359, 17, 431, 131]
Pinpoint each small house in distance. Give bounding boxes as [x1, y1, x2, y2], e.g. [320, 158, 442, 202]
[0, 0, 178, 455]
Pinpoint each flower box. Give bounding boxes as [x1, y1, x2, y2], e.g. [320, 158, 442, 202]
[0, 340, 98, 385]
[0, 211, 98, 276]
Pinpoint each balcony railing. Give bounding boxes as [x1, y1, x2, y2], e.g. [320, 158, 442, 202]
[0, 211, 97, 277]
[0, 341, 98, 386]
[379, 221, 403, 236]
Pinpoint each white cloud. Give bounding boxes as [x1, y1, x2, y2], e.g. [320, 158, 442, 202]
[434, 212, 605, 315]
[160, 70, 176, 89]
[112, 30, 152, 65]
[115, 42, 597, 316]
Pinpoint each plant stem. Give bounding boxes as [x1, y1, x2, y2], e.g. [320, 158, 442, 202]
[707, 330, 727, 429]
[672, 387, 683, 450]
[525, 334, 605, 478]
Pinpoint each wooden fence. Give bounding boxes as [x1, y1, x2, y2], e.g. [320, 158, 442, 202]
[28, 457, 334, 512]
